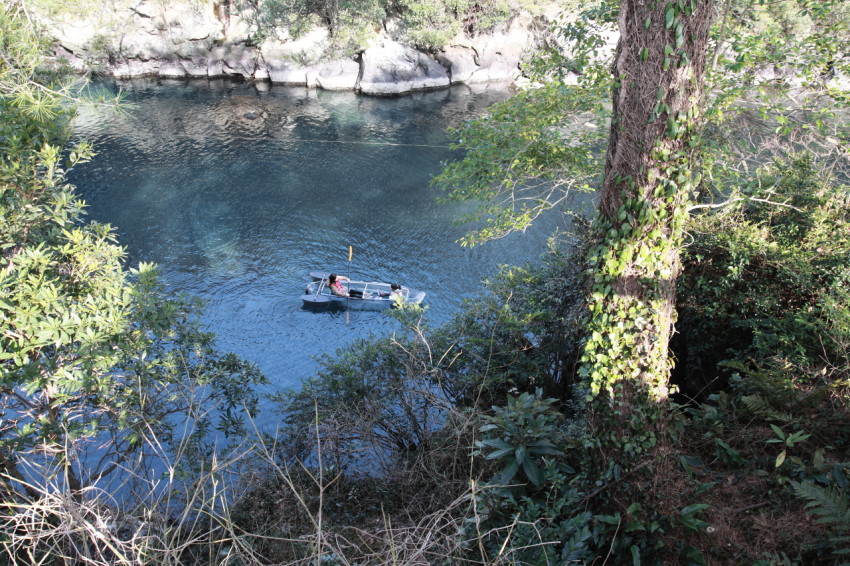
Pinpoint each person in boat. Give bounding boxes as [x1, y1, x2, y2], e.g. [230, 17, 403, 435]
[378, 282, 403, 302]
[389, 283, 404, 303]
[327, 273, 362, 298]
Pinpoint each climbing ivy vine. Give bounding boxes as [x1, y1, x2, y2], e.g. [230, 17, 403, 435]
[577, 0, 714, 458]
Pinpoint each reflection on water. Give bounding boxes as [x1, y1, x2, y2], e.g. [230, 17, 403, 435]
[69, 78, 571, 395]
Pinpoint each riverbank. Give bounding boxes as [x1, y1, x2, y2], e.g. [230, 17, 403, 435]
[35, 0, 589, 95]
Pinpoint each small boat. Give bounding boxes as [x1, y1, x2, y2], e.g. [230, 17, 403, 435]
[302, 272, 426, 308]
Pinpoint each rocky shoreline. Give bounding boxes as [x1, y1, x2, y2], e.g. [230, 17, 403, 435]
[44, 0, 563, 96]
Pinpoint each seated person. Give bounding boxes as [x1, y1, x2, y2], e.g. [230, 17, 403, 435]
[327, 273, 362, 298]
[379, 282, 403, 300]
[389, 283, 404, 303]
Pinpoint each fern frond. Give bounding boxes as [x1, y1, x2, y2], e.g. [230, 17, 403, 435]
[740, 394, 794, 422]
[791, 480, 850, 527]
[790, 479, 850, 557]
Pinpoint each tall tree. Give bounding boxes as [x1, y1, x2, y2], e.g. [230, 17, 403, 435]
[436, 0, 715, 437]
[434, 0, 848, 441]
[579, 0, 714, 446]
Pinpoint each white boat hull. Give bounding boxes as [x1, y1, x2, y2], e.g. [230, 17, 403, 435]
[302, 272, 425, 309]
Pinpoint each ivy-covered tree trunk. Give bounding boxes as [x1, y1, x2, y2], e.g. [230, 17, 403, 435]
[580, 0, 714, 447]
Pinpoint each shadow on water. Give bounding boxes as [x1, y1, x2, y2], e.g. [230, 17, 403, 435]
[69, 77, 575, 400]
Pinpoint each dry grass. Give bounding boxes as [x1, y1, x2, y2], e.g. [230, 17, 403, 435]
[651, 415, 839, 565]
[0, 423, 488, 566]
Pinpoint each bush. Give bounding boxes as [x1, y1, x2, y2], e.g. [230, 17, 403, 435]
[673, 153, 850, 398]
[434, 235, 589, 404]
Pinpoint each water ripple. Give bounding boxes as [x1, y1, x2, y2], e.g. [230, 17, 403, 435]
[69, 78, 572, 393]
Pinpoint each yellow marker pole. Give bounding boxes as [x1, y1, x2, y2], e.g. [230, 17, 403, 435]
[346, 246, 353, 319]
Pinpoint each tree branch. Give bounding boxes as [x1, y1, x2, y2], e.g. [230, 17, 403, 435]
[688, 196, 803, 212]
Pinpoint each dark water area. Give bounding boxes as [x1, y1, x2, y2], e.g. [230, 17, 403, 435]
[68, 77, 574, 399]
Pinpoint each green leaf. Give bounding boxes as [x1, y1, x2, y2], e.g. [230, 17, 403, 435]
[680, 504, 711, 517]
[480, 438, 513, 450]
[522, 458, 544, 486]
[485, 448, 514, 460]
[499, 459, 520, 484]
[596, 514, 621, 526]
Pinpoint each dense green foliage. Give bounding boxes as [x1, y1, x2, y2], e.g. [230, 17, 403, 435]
[4, 0, 850, 563]
[241, 0, 519, 53]
[435, 84, 604, 246]
[675, 153, 850, 394]
[1, 1, 263, 498]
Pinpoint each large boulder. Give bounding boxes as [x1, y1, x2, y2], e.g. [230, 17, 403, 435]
[309, 60, 360, 90]
[435, 46, 478, 83]
[436, 15, 533, 84]
[264, 62, 309, 85]
[112, 58, 160, 78]
[119, 30, 172, 61]
[259, 32, 330, 85]
[213, 45, 258, 79]
[359, 39, 450, 95]
[43, 18, 98, 54]
[158, 59, 187, 78]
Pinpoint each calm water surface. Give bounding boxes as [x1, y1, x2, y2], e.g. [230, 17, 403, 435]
[69, 78, 570, 395]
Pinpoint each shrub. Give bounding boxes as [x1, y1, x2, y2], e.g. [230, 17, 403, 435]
[674, 152, 850, 398]
[434, 235, 588, 404]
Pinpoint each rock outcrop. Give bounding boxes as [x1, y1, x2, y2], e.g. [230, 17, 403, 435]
[359, 39, 450, 95]
[40, 0, 563, 95]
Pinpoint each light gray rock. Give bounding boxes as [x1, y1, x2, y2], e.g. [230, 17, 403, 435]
[222, 12, 254, 45]
[130, 0, 159, 20]
[209, 46, 227, 76]
[182, 56, 212, 77]
[359, 39, 449, 95]
[436, 46, 478, 83]
[437, 18, 533, 84]
[44, 19, 98, 54]
[266, 63, 309, 85]
[40, 0, 568, 93]
[119, 30, 171, 61]
[112, 59, 160, 78]
[158, 59, 187, 78]
[159, 2, 223, 44]
[259, 33, 329, 85]
[54, 46, 88, 73]
[220, 45, 258, 78]
[260, 31, 329, 64]
[172, 41, 210, 59]
[312, 59, 360, 91]
[463, 25, 528, 83]
[208, 58, 224, 76]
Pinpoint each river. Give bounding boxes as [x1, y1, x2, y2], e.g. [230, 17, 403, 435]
[69, 77, 572, 394]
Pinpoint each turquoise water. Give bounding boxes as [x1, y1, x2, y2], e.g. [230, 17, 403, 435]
[69, 78, 572, 393]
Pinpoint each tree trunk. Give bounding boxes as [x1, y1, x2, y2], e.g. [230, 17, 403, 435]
[580, 0, 714, 442]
